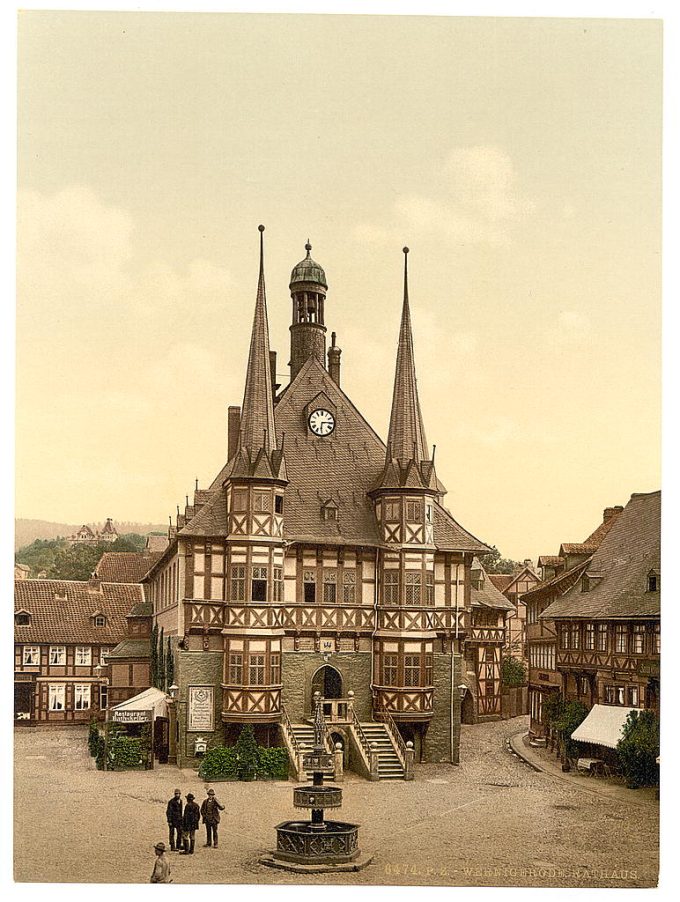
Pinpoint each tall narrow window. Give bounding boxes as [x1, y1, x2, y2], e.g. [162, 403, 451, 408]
[231, 488, 248, 512]
[614, 624, 628, 654]
[228, 653, 243, 684]
[653, 623, 660, 655]
[584, 623, 595, 650]
[270, 653, 281, 684]
[248, 654, 265, 685]
[273, 567, 283, 602]
[425, 571, 434, 605]
[604, 685, 615, 705]
[383, 570, 399, 605]
[424, 654, 433, 686]
[383, 654, 398, 686]
[597, 623, 608, 652]
[74, 684, 91, 711]
[404, 572, 422, 606]
[628, 686, 639, 707]
[560, 625, 569, 650]
[303, 570, 316, 603]
[323, 570, 337, 603]
[632, 624, 645, 655]
[275, 495, 284, 514]
[48, 684, 65, 711]
[230, 565, 246, 602]
[570, 623, 580, 650]
[251, 566, 268, 602]
[342, 570, 356, 603]
[404, 654, 420, 687]
[384, 500, 399, 521]
[616, 686, 625, 706]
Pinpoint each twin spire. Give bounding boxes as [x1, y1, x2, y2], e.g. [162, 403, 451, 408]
[239, 225, 277, 455]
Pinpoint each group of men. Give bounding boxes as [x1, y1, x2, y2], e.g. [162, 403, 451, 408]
[150, 787, 225, 883]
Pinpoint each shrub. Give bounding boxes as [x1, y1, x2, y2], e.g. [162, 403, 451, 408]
[199, 746, 239, 781]
[107, 729, 145, 770]
[258, 747, 290, 780]
[553, 700, 589, 759]
[234, 724, 259, 781]
[617, 710, 660, 788]
[501, 656, 527, 687]
[95, 735, 106, 770]
[88, 720, 100, 758]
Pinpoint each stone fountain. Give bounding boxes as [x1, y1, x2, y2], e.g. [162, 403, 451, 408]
[260, 692, 372, 873]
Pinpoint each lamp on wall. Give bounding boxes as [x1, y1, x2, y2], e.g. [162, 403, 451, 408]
[168, 684, 179, 700]
[457, 684, 468, 701]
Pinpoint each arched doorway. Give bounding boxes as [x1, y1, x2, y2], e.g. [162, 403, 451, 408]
[311, 664, 343, 699]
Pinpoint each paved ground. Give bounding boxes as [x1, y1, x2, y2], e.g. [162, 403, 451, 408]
[14, 717, 659, 887]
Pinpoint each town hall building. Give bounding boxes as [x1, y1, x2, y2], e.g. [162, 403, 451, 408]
[143, 227, 498, 773]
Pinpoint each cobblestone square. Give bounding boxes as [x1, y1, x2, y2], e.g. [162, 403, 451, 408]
[14, 716, 659, 887]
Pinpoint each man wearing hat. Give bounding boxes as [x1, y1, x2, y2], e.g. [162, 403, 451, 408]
[150, 842, 172, 883]
[180, 793, 201, 855]
[200, 788, 225, 848]
[165, 788, 183, 852]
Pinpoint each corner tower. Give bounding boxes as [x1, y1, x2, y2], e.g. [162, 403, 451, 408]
[289, 241, 328, 380]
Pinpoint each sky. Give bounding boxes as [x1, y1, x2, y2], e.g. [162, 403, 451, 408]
[15, 11, 662, 561]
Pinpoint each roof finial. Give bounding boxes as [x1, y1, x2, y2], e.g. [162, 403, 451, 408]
[305, 239, 312, 256]
[403, 246, 409, 304]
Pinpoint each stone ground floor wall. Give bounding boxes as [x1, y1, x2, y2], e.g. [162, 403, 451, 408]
[173, 649, 464, 768]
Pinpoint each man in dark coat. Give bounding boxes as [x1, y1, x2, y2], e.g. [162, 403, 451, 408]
[166, 788, 183, 852]
[180, 793, 201, 855]
[200, 788, 225, 848]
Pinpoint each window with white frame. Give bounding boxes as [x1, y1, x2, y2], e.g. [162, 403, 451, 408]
[632, 624, 645, 655]
[23, 646, 40, 666]
[75, 646, 92, 666]
[74, 684, 91, 710]
[94, 615, 106, 628]
[614, 624, 628, 654]
[49, 646, 66, 665]
[48, 684, 65, 711]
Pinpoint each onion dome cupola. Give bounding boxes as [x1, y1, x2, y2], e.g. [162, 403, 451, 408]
[289, 241, 328, 380]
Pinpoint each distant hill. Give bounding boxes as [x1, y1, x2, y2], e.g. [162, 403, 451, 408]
[15, 519, 168, 551]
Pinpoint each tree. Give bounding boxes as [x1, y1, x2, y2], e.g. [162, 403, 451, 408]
[481, 545, 522, 574]
[158, 627, 166, 692]
[166, 637, 174, 690]
[617, 710, 660, 788]
[501, 656, 527, 687]
[150, 622, 159, 689]
[235, 724, 259, 781]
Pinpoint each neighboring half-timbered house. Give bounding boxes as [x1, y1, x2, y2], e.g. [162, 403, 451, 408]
[540, 492, 660, 721]
[143, 230, 495, 771]
[14, 578, 143, 724]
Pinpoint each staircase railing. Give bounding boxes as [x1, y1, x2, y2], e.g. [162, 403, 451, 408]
[279, 702, 306, 781]
[375, 705, 407, 769]
[280, 702, 300, 755]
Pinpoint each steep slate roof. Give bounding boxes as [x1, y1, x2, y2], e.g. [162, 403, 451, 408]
[94, 552, 162, 583]
[538, 555, 564, 567]
[107, 638, 150, 660]
[541, 491, 660, 620]
[14, 580, 143, 644]
[523, 558, 590, 603]
[560, 542, 598, 556]
[488, 573, 514, 593]
[180, 354, 489, 553]
[238, 225, 277, 456]
[386, 249, 429, 463]
[470, 560, 514, 611]
[145, 535, 170, 552]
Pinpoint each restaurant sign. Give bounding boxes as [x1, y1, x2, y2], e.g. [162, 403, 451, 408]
[189, 686, 214, 732]
[638, 660, 660, 677]
[112, 709, 152, 723]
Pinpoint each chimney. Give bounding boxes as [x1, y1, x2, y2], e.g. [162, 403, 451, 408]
[328, 331, 342, 386]
[227, 406, 241, 460]
[269, 350, 280, 398]
[603, 506, 624, 523]
[523, 559, 533, 569]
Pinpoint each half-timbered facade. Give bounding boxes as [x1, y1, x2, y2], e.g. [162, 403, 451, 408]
[14, 578, 143, 724]
[540, 492, 660, 726]
[462, 558, 514, 722]
[525, 505, 626, 736]
[144, 230, 493, 768]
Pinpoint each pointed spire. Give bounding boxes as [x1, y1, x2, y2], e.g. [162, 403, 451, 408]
[386, 247, 429, 463]
[239, 225, 277, 455]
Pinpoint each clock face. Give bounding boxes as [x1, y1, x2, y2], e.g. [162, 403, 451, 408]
[308, 408, 336, 437]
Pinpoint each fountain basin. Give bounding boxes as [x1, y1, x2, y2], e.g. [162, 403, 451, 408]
[293, 785, 343, 809]
[274, 820, 360, 863]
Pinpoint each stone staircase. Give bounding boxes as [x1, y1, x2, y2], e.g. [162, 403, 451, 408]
[358, 722, 406, 780]
[287, 722, 333, 780]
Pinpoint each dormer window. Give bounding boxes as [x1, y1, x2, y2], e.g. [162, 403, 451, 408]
[321, 499, 338, 521]
[647, 570, 659, 593]
[14, 611, 31, 626]
[94, 615, 106, 627]
[581, 575, 589, 593]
